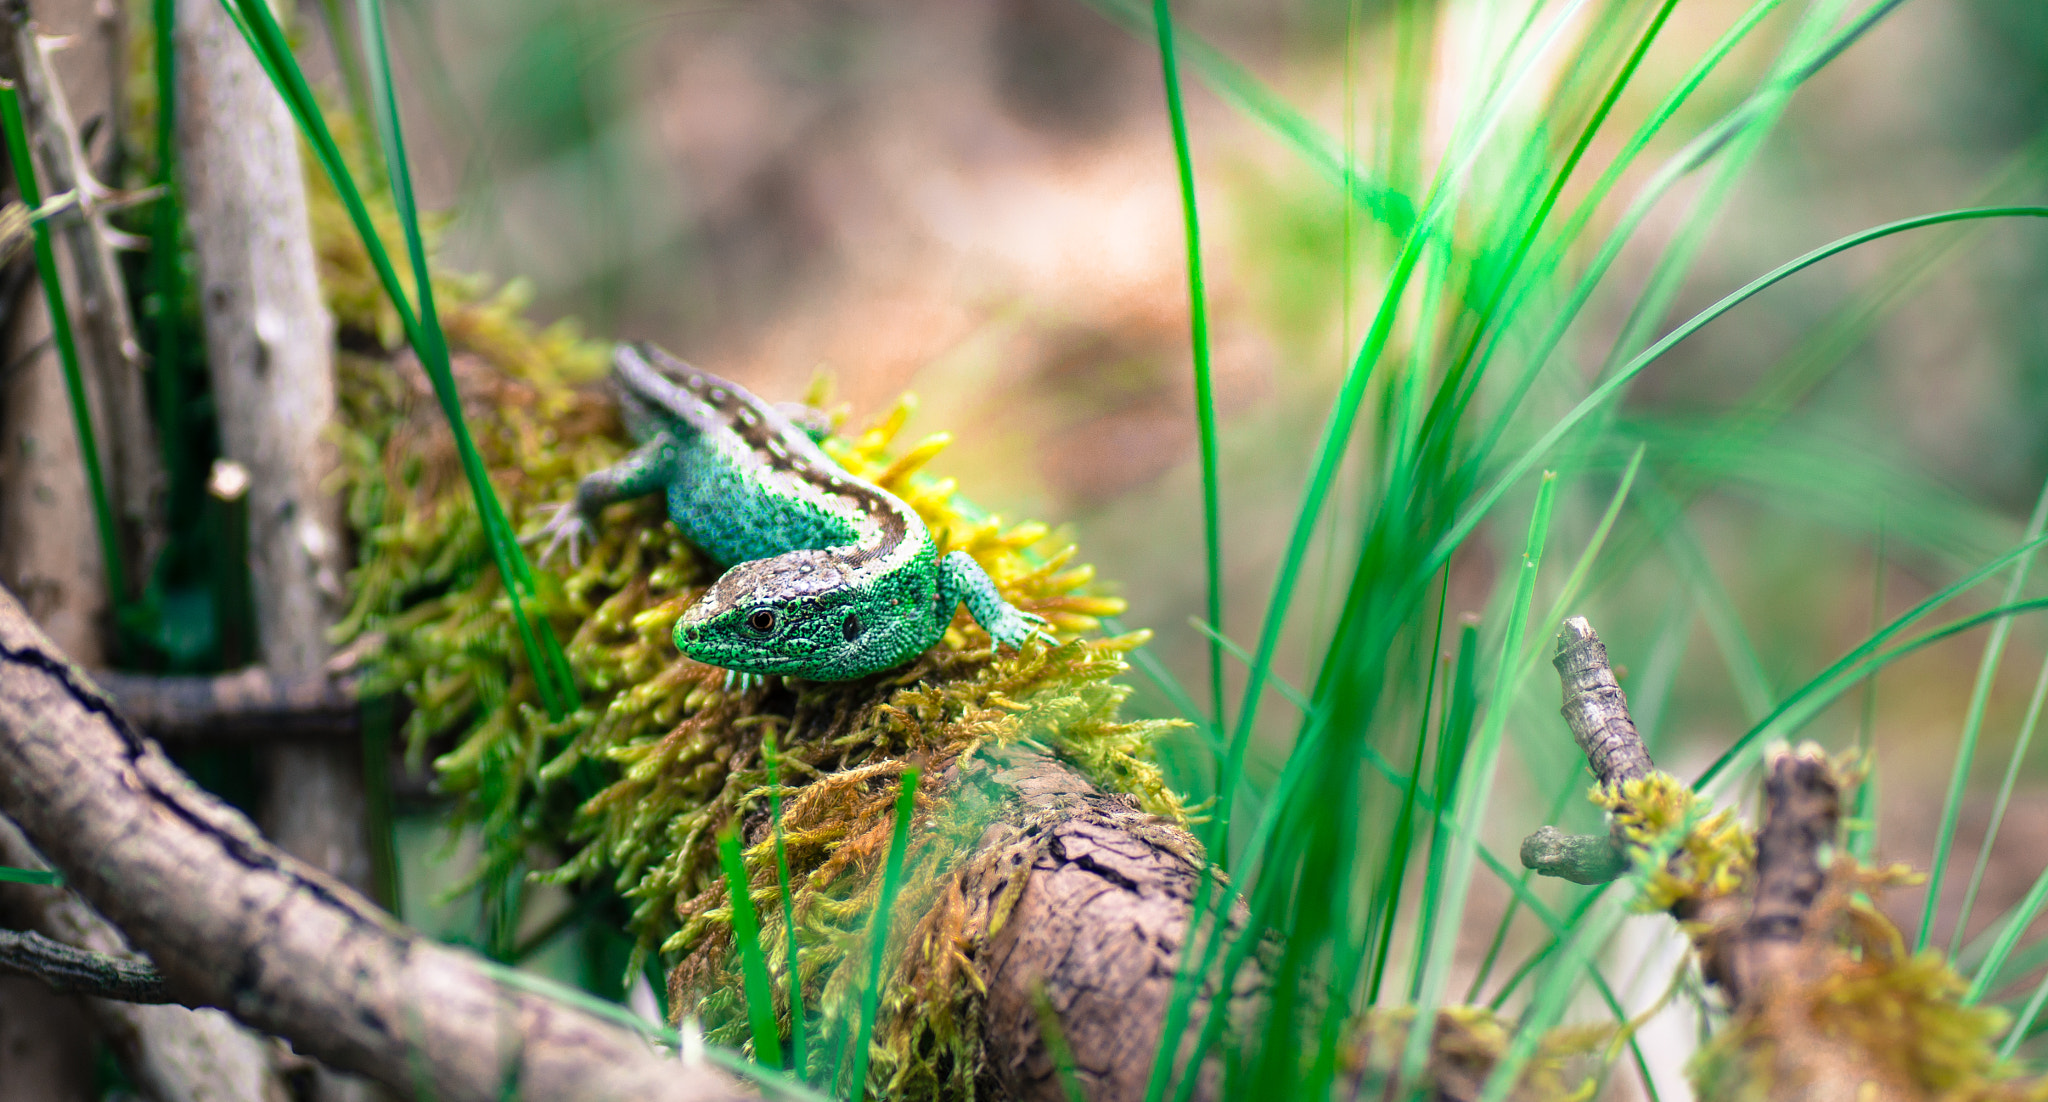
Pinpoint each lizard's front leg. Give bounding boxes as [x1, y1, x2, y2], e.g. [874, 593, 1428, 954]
[938, 550, 1054, 652]
[526, 433, 680, 566]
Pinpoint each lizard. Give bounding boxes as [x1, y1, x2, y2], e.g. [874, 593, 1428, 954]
[528, 341, 1054, 683]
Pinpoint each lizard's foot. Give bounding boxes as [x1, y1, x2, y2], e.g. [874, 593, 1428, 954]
[523, 501, 592, 568]
[990, 609, 1058, 653]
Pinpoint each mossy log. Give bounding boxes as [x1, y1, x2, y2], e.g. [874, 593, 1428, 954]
[328, 322, 1232, 1097]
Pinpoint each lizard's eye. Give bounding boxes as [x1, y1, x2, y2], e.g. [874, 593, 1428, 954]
[843, 612, 863, 642]
[747, 609, 778, 634]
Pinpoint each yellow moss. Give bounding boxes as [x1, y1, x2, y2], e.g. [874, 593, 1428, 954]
[1592, 772, 1754, 913]
[1690, 877, 2047, 1102]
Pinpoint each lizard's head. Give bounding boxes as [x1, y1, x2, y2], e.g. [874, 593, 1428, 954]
[674, 552, 915, 681]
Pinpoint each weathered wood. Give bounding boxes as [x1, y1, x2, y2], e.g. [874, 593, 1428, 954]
[0, 281, 105, 662]
[175, 0, 343, 681]
[956, 746, 1245, 1102]
[0, 975, 95, 1102]
[0, 584, 751, 1102]
[0, 11, 122, 1090]
[1521, 617, 1650, 883]
[0, 928, 174, 1003]
[0, 815, 291, 1102]
[92, 666, 360, 742]
[174, 13, 376, 1100]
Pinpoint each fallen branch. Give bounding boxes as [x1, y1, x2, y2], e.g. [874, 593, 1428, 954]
[3, 0, 162, 570]
[0, 583, 750, 1102]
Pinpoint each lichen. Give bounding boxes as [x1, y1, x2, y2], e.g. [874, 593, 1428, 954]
[310, 140, 1189, 1099]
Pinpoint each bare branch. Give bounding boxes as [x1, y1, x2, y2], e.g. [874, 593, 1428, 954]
[0, 928, 171, 1003]
[0, 583, 750, 1102]
[1553, 616, 1652, 786]
[1520, 617, 1652, 883]
[4, 0, 162, 572]
[1518, 825, 1628, 885]
[1719, 745, 1839, 1003]
[91, 667, 360, 743]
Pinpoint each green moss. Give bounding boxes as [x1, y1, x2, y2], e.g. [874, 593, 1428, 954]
[313, 158, 1188, 1097]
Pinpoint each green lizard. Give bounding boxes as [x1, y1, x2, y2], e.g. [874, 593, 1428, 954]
[529, 342, 1054, 682]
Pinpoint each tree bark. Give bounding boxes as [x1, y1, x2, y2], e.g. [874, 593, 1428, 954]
[0, 975, 95, 1102]
[91, 666, 361, 742]
[0, 284, 104, 663]
[954, 745, 1247, 1102]
[0, 11, 114, 1094]
[0, 583, 752, 1102]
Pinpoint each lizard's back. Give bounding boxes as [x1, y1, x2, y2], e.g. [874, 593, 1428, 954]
[614, 344, 932, 574]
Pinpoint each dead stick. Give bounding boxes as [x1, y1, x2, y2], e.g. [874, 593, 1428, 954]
[92, 667, 361, 742]
[0, 928, 171, 1003]
[1521, 616, 1654, 884]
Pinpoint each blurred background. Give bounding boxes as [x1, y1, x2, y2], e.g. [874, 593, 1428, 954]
[357, 0, 2048, 928]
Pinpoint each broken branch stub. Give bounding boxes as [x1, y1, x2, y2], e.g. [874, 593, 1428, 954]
[1520, 617, 1653, 883]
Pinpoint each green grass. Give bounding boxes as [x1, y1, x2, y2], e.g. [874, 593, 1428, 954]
[766, 734, 809, 1077]
[1152, 0, 1225, 735]
[720, 825, 784, 1069]
[0, 865, 61, 886]
[846, 767, 920, 1102]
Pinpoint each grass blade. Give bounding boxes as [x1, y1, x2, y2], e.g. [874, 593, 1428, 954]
[149, 0, 187, 509]
[848, 766, 919, 1102]
[0, 865, 61, 886]
[1932, 476, 2048, 954]
[1436, 207, 2048, 582]
[1400, 471, 1558, 1086]
[718, 825, 784, 1069]
[1412, 619, 1479, 1001]
[1031, 985, 1088, 1102]
[765, 735, 807, 1077]
[471, 958, 835, 1102]
[1151, 0, 1224, 735]
[217, 0, 577, 717]
[0, 82, 127, 608]
[1967, 862, 2048, 1005]
[1083, 0, 1413, 230]
[352, 0, 578, 717]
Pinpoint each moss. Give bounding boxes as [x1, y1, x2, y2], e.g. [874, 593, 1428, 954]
[310, 148, 1188, 1098]
[1344, 1006, 1604, 1101]
[1590, 761, 2048, 1101]
[1688, 862, 2046, 1102]
[1592, 771, 1754, 914]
